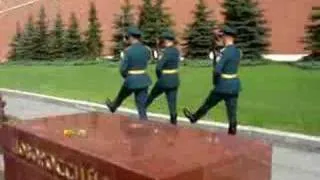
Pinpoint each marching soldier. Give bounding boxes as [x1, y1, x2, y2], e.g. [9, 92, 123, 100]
[145, 30, 180, 125]
[105, 26, 152, 120]
[183, 26, 241, 135]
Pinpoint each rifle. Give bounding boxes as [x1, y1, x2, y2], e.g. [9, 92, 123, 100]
[211, 28, 224, 85]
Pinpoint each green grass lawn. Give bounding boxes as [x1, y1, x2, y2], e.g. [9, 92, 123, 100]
[0, 63, 319, 135]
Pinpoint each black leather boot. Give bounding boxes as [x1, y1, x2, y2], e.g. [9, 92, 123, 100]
[228, 122, 237, 135]
[105, 98, 116, 113]
[183, 108, 197, 124]
[170, 114, 178, 125]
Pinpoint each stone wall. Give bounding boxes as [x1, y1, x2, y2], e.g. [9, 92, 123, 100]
[0, 0, 319, 61]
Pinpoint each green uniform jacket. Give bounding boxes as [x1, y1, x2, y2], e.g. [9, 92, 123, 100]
[155, 47, 180, 89]
[214, 45, 241, 94]
[120, 42, 152, 89]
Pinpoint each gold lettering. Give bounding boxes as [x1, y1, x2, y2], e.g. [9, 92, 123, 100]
[20, 142, 28, 157]
[45, 160, 52, 170]
[17, 145, 24, 156]
[23, 143, 35, 161]
[73, 166, 79, 180]
[64, 162, 77, 180]
[17, 146, 22, 155]
[14, 141, 27, 157]
[12, 140, 108, 180]
[56, 159, 66, 177]
[65, 167, 72, 179]
[14, 141, 22, 155]
[30, 149, 37, 162]
[87, 168, 98, 180]
[44, 154, 56, 171]
[80, 167, 86, 180]
[35, 149, 46, 167]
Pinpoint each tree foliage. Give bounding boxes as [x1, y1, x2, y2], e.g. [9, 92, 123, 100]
[49, 13, 65, 59]
[112, 0, 134, 58]
[17, 15, 37, 60]
[64, 13, 85, 59]
[183, 0, 216, 59]
[138, 0, 174, 50]
[304, 6, 320, 61]
[222, 0, 270, 60]
[8, 22, 22, 60]
[32, 6, 50, 60]
[85, 2, 104, 58]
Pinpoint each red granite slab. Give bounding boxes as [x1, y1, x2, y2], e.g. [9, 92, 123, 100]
[0, 112, 272, 180]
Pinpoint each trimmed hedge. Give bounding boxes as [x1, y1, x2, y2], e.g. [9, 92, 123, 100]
[293, 61, 320, 70]
[1, 59, 118, 67]
[181, 59, 270, 68]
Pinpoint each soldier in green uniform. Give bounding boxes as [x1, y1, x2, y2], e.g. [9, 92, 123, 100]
[105, 26, 152, 120]
[183, 26, 241, 135]
[145, 30, 180, 125]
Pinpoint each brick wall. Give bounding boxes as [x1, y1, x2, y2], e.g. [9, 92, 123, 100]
[0, 0, 319, 61]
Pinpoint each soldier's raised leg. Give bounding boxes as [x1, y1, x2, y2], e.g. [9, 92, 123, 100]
[106, 85, 132, 113]
[184, 91, 223, 123]
[145, 84, 164, 108]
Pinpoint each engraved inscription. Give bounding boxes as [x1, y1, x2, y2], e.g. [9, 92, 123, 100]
[13, 140, 110, 180]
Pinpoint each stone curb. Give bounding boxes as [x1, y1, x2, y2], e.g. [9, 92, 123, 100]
[1, 88, 320, 152]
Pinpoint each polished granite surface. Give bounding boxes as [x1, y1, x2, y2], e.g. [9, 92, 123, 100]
[0, 112, 272, 180]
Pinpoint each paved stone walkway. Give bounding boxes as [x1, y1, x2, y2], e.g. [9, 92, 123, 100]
[1, 94, 320, 180]
[5, 95, 87, 120]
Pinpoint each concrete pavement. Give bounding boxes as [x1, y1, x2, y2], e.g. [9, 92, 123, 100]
[1, 93, 320, 180]
[5, 94, 87, 120]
